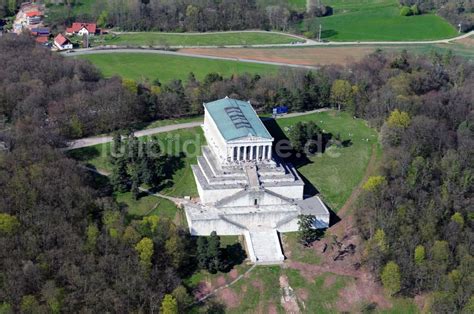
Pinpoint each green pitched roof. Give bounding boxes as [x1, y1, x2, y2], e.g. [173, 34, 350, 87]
[204, 97, 272, 141]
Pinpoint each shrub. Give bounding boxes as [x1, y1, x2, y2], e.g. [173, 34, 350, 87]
[411, 4, 420, 15]
[381, 261, 401, 295]
[400, 6, 412, 16]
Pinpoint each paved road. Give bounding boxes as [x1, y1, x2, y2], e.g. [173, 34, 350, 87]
[68, 121, 202, 150]
[67, 109, 329, 150]
[65, 30, 473, 52]
[62, 30, 473, 70]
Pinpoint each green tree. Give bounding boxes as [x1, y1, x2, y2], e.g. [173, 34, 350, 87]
[207, 231, 222, 273]
[160, 294, 178, 314]
[0, 213, 20, 235]
[172, 285, 193, 313]
[96, 10, 108, 28]
[387, 109, 411, 128]
[102, 210, 121, 238]
[451, 212, 464, 227]
[432, 240, 449, 262]
[363, 176, 386, 192]
[288, 121, 322, 154]
[110, 156, 130, 192]
[373, 229, 388, 253]
[165, 234, 188, 270]
[330, 79, 353, 111]
[20, 295, 39, 313]
[122, 79, 138, 94]
[414, 245, 425, 265]
[400, 6, 412, 16]
[122, 225, 141, 244]
[298, 214, 324, 246]
[410, 5, 420, 15]
[69, 115, 83, 138]
[135, 237, 154, 269]
[0, 302, 11, 314]
[381, 261, 401, 295]
[85, 224, 99, 251]
[196, 236, 209, 269]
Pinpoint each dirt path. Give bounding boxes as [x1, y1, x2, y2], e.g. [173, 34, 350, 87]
[193, 264, 257, 304]
[284, 143, 391, 311]
[338, 144, 378, 218]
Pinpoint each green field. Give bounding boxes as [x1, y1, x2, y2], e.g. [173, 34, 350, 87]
[303, 0, 458, 41]
[94, 31, 303, 47]
[271, 111, 380, 212]
[77, 53, 280, 82]
[258, 0, 307, 11]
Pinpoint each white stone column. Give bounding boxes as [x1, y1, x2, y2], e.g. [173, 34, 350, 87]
[237, 146, 241, 161]
[267, 145, 272, 160]
[251, 146, 255, 160]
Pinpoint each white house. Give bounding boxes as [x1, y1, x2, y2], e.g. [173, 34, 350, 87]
[54, 34, 73, 50]
[66, 23, 97, 36]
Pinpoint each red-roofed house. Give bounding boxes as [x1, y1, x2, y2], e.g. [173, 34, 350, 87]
[54, 34, 73, 50]
[26, 11, 42, 25]
[66, 23, 97, 36]
[35, 36, 48, 44]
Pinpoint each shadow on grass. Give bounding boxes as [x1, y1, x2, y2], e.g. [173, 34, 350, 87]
[321, 29, 338, 39]
[220, 243, 247, 273]
[148, 152, 186, 193]
[67, 145, 101, 161]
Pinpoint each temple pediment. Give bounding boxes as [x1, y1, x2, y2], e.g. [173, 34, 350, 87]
[215, 188, 294, 208]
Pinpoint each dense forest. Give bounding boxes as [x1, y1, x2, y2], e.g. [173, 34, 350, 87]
[0, 35, 229, 313]
[352, 51, 473, 311]
[1, 34, 473, 311]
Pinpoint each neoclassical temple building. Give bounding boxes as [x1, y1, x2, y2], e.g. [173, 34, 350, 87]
[184, 97, 330, 264]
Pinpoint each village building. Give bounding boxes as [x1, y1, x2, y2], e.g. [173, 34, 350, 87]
[25, 11, 42, 25]
[184, 97, 330, 264]
[13, 2, 45, 34]
[66, 23, 98, 37]
[54, 34, 73, 50]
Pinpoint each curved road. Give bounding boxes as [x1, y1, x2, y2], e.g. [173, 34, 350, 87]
[64, 48, 320, 70]
[65, 30, 473, 50]
[62, 30, 473, 70]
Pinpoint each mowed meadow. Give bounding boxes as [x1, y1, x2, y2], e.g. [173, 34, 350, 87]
[76, 53, 280, 82]
[95, 31, 304, 47]
[304, 0, 458, 41]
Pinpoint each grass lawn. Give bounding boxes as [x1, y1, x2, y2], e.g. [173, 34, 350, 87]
[258, 0, 307, 11]
[282, 232, 322, 265]
[115, 191, 179, 220]
[68, 127, 205, 198]
[303, 0, 457, 41]
[269, 110, 379, 212]
[141, 116, 203, 130]
[94, 31, 303, 47]
[77, 53, 280, 82]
